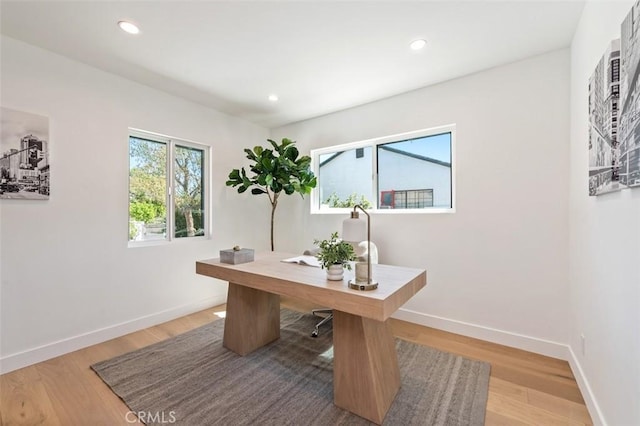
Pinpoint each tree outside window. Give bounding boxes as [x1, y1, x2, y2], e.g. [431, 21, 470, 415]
[129, 132, 208, 243]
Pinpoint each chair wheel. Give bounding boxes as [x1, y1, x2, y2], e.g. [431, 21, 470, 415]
[311, 330, 318, 338]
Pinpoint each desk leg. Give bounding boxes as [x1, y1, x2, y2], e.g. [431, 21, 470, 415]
[223, 282, 280, 356]
[333, 310, 401, 424]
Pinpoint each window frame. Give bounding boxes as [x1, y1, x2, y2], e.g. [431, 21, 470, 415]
[310, 124, 456, 215]
[128, 128, 212, 247]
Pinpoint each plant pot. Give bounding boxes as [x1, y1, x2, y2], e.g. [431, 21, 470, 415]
[326, 264, 344, 281]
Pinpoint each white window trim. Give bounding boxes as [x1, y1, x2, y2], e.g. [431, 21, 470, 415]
[128, 128, 212, 247]
[310, 124, 456, 215]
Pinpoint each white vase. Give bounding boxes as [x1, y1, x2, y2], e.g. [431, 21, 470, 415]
[326, 264, 344, 281]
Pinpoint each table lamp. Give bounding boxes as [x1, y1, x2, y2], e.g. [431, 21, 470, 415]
[342, 205, 378, 290]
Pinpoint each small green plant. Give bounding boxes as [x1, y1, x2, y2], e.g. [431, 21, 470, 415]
[313, 231, 356, 269]
[324, 192, 372, 209]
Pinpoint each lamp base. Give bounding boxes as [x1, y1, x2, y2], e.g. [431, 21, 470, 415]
[348, 279, 378, 291]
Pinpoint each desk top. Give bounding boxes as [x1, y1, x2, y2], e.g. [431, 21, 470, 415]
[196, 251, 426, 322]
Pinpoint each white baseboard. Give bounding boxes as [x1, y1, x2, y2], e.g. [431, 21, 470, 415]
[392, 307, 569, 360]
[0, 295, 226, 375]
[1, 298, 605, 426]
[392, 308, 606, 425]
[567, 346, 607, 426]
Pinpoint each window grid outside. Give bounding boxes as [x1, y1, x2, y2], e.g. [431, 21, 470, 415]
[399, 189, 433, 208]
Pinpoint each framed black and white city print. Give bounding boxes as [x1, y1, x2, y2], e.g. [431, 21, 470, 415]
[0, 107, 50, 200]
[619, 0, 640, 188]
[588, 39, 626, 196]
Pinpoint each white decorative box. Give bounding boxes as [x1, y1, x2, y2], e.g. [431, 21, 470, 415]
[220, 248, 255, 264]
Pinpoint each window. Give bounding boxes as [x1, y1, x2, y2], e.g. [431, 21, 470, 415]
[317, 146, 374, 209]
[611, 58, 620, 82]
[381, 189, 434, 209]
[128, 130, 209, 244]
[311, 125, 454, 213]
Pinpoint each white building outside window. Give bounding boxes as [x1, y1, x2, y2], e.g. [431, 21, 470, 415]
[311, 125, 455, 214]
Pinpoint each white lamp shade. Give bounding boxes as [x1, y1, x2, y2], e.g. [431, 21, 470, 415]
[342, 216, 367, 243]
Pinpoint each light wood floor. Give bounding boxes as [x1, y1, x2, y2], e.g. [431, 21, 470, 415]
[0, 297, 592, 425]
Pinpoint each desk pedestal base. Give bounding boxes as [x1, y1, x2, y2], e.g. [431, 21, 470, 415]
[222, 284, 401, 424]
[223, 283, 280, 356]
[333, 310, 401, 424]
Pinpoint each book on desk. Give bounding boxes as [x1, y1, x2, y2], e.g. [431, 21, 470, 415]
[281, 255, 321, 268]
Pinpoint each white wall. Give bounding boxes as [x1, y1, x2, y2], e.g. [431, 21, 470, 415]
[569, 2, 640, 425]
[272, 49, 571, 357]
[0, 36, 271, 373]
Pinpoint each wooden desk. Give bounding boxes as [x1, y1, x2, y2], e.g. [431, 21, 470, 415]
[196, 251, 426, 424]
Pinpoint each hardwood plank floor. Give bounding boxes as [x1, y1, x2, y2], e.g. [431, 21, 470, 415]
[0, 297, 592, 425]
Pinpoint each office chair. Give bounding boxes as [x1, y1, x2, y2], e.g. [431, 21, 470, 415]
[310, 308, 333, 338]
[309, 241, 378, 337]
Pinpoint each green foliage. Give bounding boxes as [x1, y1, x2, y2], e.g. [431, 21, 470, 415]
[129, 138, 167, 227]
[226, 138, 316, 197]
[174, 146, 203, 214]
[324, 192, 372, 209]
[129, 169, 166, 206]
[174, 146, 204, 237]
[129, 137, 204, 238]
[313, 231, 356, 270]
[226, 138, 317, 250]
[129, 201, 163, 223]
[130, 137, 166, 176]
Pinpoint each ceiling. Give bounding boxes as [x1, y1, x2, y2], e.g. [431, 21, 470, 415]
[0, 1, 585, 128]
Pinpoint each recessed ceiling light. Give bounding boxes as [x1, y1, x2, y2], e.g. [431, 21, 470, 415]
[268, 94, 279, 102]
[118, 21, 140, 35]
[410, 39, 427, 50]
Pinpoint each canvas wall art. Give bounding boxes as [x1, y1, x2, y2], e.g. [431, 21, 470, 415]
[588, 0, 640, 195]
[588, 39, 625, 196]
[619, 0, 640, 188]
[0, 107, 50, 200]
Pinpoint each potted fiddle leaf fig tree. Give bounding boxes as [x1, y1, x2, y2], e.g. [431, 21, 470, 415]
[314, 232, 356, 281]
[226, 138, 316, 251]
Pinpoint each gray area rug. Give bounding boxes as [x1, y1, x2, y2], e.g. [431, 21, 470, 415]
[92, 309, 490, 425]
